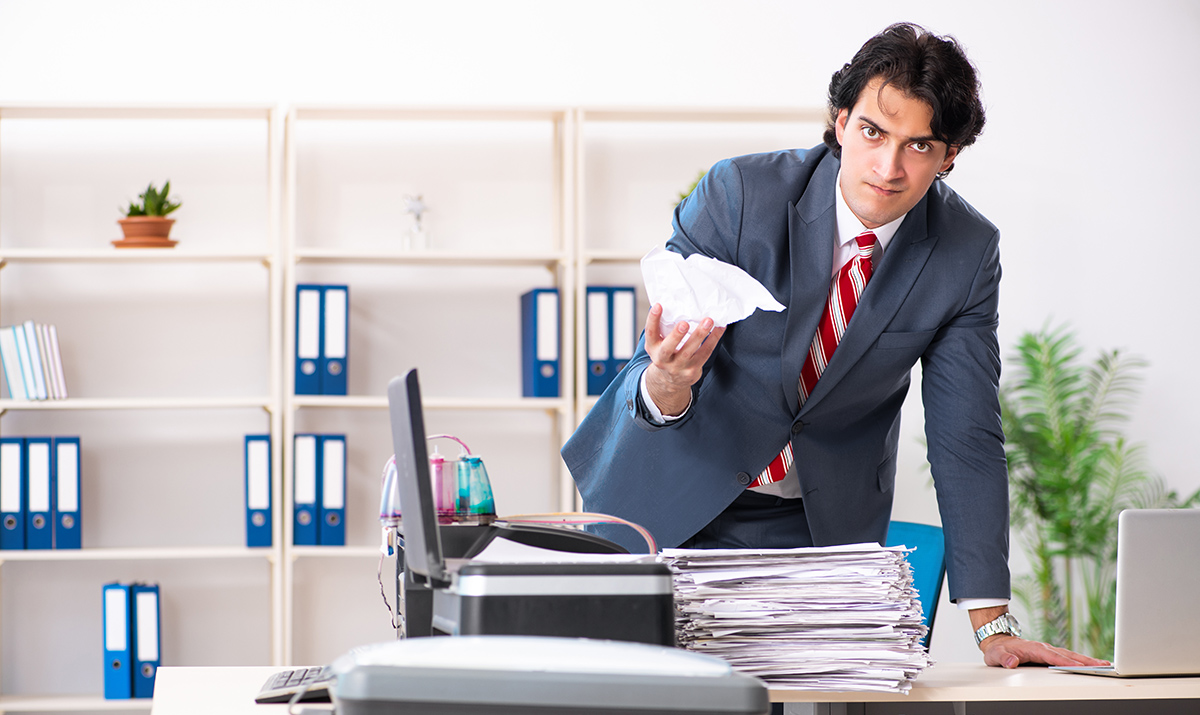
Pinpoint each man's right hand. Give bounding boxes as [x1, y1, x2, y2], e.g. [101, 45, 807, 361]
[643, 303, 725, 416]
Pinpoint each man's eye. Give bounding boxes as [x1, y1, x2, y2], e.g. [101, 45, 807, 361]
[861, 126, 879, 139]
[913, 142, 931, 153]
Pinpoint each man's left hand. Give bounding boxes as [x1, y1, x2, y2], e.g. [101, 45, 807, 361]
[980, 635, 1111, 669]
[970, 606, 1110, 668]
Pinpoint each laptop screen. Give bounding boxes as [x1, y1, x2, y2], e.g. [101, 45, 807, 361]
[387, 369, 447, 586]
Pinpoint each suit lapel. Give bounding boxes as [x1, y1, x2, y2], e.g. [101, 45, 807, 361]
[799, 193, 938, 414]
[780, 155, 838, 416]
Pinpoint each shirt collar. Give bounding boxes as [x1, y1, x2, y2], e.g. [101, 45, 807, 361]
[834, 170, 907, 251]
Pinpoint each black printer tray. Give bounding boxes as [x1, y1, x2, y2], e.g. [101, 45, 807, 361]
[435, 561, 675, 646]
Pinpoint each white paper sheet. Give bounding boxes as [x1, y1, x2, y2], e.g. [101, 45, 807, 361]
[641, 246, 785, 341]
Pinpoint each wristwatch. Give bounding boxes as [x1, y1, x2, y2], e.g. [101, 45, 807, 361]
[974, 613, 1022, 645]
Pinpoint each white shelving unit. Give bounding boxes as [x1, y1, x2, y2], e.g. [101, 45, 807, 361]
[0, 103, 827, 709]
[0, 104, 285, 708]
[280, 105, 576, 665]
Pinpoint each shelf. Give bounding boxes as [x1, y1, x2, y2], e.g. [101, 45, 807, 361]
[583, 249, 649, 264]
[0, 104, 274, 121]
[292, 247, 565, 268]
[0, 397, 274, 412]
[290, 545, 384, 559]
[0, 546, 273, 564]
[292, 105, 568, 122]
[579, 106, 827, 123]
[0, 694, 152, 712]
[291, 395, 568, 411]
[0, 248, 273, 265]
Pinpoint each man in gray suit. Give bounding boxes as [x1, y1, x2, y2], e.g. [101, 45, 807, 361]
[563, 23, 1104, 668]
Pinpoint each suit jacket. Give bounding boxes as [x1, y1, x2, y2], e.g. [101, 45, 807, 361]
[562, 145, 1010, 601]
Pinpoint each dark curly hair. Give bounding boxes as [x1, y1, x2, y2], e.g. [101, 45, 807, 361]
[822, 23, 985, 178]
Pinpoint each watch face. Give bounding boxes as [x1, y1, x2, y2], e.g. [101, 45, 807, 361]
[1004, 614, 1022, 638]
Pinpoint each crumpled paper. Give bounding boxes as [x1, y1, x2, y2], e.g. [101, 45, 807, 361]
[641, 246, 785, 341]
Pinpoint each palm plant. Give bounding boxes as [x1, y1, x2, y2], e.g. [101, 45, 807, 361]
[1000, 324, 1198, 658]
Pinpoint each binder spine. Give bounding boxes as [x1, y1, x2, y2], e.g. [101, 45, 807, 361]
[520, 288, 560, 398]
[609, 287, 637, 377]
[21, 322, 48, 400]
[586, 287, 611, 396]
[319, 435, 346, 546]
[53, 437, 82, 549]
[0, 437, 26, 550]
[132, 583, 161, 698]
[0, 326, 29, 400]
[245, 435, 272, 548]
[35, 324, 56, 399]
[320, 286, 349, 396]
[47, 324, 68, 399]
[293, 434, 320, 546]
[23, 437, 53, 550]
[11, 325, 40, 401]
[103, 582, 134, 699]
[295, 285, 324, 395]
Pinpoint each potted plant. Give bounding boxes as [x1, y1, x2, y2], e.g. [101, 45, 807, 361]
[1000, 324, 1199, 659]
[114, 181, 182, 248]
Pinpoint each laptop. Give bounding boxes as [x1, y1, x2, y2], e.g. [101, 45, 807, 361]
[1051, 508, 1200, 677]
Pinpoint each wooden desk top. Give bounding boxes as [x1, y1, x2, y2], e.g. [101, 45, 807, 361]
[768, 662, 1200, 702]
[148, 663, 1200, 714]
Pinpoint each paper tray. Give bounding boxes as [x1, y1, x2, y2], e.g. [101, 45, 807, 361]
[435, 562, 675, 645]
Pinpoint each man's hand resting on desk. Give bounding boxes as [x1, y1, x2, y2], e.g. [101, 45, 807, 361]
[644, 304, 725, 416]
[971, 606, 1110, 669]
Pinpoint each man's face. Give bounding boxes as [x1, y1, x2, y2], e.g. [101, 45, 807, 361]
[834, 79, 959, 229]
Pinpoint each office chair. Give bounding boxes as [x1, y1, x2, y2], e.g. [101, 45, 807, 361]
[885, 521, 947, 650]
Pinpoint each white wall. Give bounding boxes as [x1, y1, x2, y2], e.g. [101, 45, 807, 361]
[2, 0, 1197, 671]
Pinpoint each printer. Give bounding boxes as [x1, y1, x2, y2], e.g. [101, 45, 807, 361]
[387, 370, 675, 646]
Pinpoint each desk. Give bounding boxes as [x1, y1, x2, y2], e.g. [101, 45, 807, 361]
[149, 667, 325, 715]
[149, 664, 1200, 715]
[771, 663, 1200, 714]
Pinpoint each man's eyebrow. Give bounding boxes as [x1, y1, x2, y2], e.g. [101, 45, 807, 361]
[855, 115, 940, 145]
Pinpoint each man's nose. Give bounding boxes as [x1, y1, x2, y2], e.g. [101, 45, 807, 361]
[875, 147, 905, 183]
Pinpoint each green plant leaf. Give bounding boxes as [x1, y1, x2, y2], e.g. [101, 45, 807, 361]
[1000, 322, 1186, 654]
[122, 180, 180, 217]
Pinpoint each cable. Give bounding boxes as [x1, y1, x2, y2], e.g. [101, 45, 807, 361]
[495, 512, 658, 553]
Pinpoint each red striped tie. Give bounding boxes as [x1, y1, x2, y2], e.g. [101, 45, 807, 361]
[750, 230, 878, 488]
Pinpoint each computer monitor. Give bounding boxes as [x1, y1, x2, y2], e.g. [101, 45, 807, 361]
[386, 369, 447, 587]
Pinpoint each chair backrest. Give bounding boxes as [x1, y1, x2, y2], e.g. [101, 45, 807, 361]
[885, 521, 946, 650]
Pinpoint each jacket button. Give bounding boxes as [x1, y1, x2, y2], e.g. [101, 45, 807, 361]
[791, 422, 804, 435]
[736, 472, 751, 485]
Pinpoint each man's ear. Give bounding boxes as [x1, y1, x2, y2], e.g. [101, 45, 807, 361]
[834, 108, 849, 146]
[940, 145, 960, 174]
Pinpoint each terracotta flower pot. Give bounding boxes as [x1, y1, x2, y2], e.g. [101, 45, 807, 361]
[114, 217, 178, 248]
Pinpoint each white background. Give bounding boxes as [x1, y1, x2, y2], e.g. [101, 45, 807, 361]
[1, 0, 1197, 680]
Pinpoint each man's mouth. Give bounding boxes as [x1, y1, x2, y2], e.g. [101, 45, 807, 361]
[867, 182, 902, 196]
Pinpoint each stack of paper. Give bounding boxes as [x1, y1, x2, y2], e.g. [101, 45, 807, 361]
[661, 543, 932, 693]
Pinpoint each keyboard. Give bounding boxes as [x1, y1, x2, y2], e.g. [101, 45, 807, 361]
[255, 665, 335, 704]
